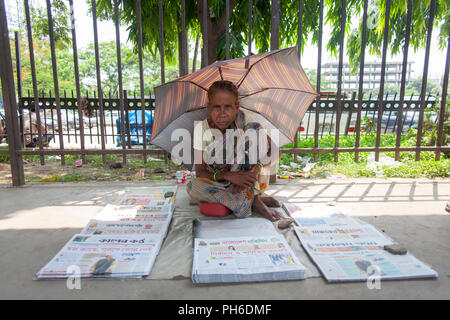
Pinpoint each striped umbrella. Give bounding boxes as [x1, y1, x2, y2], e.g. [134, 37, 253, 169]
[150, 47, 317, 164]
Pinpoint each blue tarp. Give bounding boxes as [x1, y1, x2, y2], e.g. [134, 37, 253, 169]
[116, 110, 153, 146]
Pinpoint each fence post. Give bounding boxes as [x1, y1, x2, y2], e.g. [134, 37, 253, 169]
[14, 31, 25, 146]
[0, 0, 25, 186]
[345, 91, 356, 134]
[269, 0, 280, 183]
[270, 0, 280, 51]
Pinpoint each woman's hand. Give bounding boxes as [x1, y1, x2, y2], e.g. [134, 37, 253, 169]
[224, 171, 257, 188]
[250, 163, 263, 174]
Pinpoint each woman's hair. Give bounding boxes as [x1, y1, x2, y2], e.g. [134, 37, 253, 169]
[207, 80, 239, 105]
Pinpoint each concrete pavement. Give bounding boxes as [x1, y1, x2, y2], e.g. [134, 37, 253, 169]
[0, 178, 449, 299]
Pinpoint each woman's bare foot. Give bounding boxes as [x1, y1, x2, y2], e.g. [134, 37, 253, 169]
[260, 196, 281, 208]
[253, 195, 281, 221]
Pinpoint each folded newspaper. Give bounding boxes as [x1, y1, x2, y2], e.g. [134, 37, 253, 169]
[283, 202, 438, 282]
[36, 234, 161, 279]
[36, 186, 177, 279]
[192, 218, 307, 283]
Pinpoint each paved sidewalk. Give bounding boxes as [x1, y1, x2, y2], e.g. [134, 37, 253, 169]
[0, 178, 449, 299]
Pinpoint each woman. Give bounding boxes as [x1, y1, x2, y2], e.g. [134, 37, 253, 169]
[187, 80, 281, 221]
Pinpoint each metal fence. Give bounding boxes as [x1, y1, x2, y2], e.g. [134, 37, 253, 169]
[0, 0, 449, 187]
[10, 89, 438, 146]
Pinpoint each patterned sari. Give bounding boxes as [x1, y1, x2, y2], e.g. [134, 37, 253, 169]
[187, 111, 268, 218]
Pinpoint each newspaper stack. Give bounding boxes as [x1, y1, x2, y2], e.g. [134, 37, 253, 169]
[36, 234, 161, 279]
[36, 186, 177, 279]
[192, 218, 307, 283]
[283, 203, 438, 282]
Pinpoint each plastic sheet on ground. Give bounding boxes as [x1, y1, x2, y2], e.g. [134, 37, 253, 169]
[147, 185, 321, 280]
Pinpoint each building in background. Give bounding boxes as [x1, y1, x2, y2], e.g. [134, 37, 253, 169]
[322, 61, 413, 92]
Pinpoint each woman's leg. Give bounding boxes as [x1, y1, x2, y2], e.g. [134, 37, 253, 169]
[187, 178, 253, 218]
[256, 166, 281, 208]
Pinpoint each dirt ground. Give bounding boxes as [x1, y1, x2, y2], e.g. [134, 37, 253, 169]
[0, 158, 182, 184]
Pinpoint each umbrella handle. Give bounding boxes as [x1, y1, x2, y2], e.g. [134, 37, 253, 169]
[243, 151, 251, 171]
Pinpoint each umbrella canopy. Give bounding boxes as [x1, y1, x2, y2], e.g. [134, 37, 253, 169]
[150, 47, 317, 164]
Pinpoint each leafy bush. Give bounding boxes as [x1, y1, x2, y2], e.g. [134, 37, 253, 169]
[280, 131, 449, 178]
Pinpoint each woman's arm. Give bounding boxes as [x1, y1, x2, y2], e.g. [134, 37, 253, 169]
[194, 149, 257, 187]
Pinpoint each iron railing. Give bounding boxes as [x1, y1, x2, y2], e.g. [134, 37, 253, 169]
[0, 0, 449, 186]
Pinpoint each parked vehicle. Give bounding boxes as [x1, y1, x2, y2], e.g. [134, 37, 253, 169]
[116, 110, 153, 146]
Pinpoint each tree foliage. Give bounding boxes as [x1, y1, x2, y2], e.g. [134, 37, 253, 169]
[91, 0, 448, 70]
[7, 36, 177, 97]
[346, 0, 449, 74]
[6, 0, 450, 76]
[28, 0, 72, 50]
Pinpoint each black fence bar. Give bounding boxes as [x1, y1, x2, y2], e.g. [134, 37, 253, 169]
[436, 35, 450, 161]
[108, 90, 113, 143]
[93, 90, 100, 144]
[0, 0, 25, 186]
[297, 0, 303, 63]
[136, 0, 147, 163]
[202, 0, 208, 67]
[374, 0, 391, 162]
[225, 0, 230, 60]
[114, 0, 127, 164]
[333, 0, 346, 163]
[354, 0, 369, 163]
[86, 90, 94, 144]
[248, 0, 252, 57]
[181, 0, 188, 76]
[24, 0, 45, 165]
[270, 0, 280, 51]
[395, 0, 413, 161]
[91, 0, 107, 163]
[294, 0, 303, 162]
[14, 31, 22, 102]
[46, 0, 65, 165]
[415, 0, 436, 161]
[14, 31, 24, 145]
[124, 90, 132, 148]
[159, 0, 165, 83]
[313, 0, 324, 162]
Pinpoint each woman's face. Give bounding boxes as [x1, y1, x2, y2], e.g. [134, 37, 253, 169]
[207, 90, 239, 132]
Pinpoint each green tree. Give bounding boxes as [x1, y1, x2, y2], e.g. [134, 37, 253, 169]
[405, 77, 442, 96]
[28, 0, 72, 50]
[346, 0, 449, 74]
[92, 0, 448, 70]
[10, 35, 58, 95]
[6, 36, 178, 98]
[77, 41, 178, 96]
[304, 68, 332, 91]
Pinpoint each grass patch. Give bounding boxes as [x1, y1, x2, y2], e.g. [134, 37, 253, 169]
[1, 130, 448, 182]
[280, 130, 449, 179]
